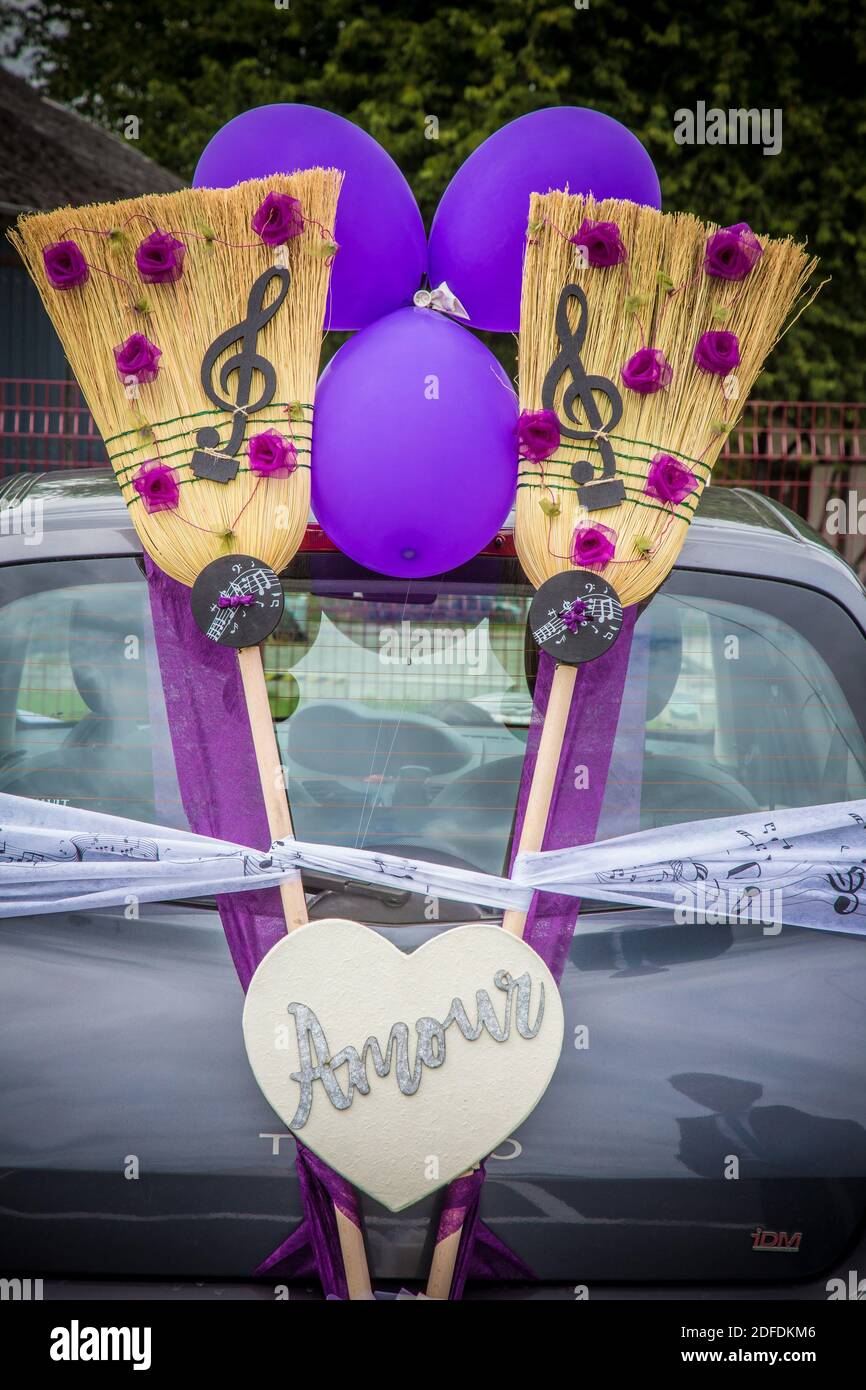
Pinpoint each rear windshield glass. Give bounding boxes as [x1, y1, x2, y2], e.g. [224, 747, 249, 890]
[1, 555, 865, 919]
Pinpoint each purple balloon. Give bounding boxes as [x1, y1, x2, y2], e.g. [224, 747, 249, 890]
[312, 308, 518, 578]
[428, 107, 661, 332]
[193, 104, 426, 332]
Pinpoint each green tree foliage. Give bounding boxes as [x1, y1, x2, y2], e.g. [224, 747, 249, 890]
[10, 0, 865, 398]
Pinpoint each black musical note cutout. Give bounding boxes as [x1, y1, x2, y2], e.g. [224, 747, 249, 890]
[528, 572, 624, 665]
[190, 267, 291, 483]
[736, 821, 794, 854]
[828, 866, 865, 916]
[190, 554, 285, 646]
[726, 861, 763, 880]
[541, 283, 625, 512]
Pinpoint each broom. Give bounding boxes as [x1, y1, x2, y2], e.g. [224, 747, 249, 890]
[426, 192, 819, 1298]
[506, 190, 819, 931]
[11, 173, 373, 1298]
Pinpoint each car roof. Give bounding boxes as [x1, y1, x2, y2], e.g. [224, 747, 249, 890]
[1, 466, 864, 619]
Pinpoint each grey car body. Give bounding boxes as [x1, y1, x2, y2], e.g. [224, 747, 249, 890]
[1, 469, 866, 1298]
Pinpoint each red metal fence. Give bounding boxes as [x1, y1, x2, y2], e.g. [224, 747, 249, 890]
[714, 400, 866, 576]
[3, 379, 866, 567]
[1, 377, 106, 474]
[718, 398, 866, 501]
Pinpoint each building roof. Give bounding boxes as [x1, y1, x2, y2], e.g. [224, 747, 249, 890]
[0, 65, 183, 217]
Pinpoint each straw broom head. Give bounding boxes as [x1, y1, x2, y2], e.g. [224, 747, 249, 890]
[10, 172, 341, 587]
[518, 193, 819, 606]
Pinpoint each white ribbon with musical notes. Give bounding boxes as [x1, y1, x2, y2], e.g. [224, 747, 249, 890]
[1, 792, 866, 934]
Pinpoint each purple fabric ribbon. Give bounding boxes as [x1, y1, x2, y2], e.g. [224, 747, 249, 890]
[145, 561, 364, 1295]
[144, 558, 286, 989]
[434, 607, 638, 1296]
[521, 606, 638, 979]
[432, 1164, 534, 1293]
[254, 1146, 361, 1300]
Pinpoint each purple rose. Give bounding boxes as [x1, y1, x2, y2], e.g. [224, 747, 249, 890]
[135, 229, 186, 284]
[570, 219, 627, 268]
[517, 409, 560, 462]
[43, 240, 89, 290]
[251, 192, 305, 246]
[131, 460, 179, 513]
[248, 429, 298, 477]
[645, 454, 698, 506]
[571, 523, 616, 570]
[621, 347, 673, 395]
[693, 330, 740, 375]
[113, 333, 162, 384]
[704, 223, 763, 281]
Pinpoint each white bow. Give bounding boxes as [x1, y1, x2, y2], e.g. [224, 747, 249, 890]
[413, 282, 470, 320]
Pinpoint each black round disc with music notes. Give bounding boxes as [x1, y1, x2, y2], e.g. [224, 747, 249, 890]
[191, 555, 285, 647]
[528, 573, 624, 665]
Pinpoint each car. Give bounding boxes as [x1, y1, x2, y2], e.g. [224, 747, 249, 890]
[1, 469, 866, 1300]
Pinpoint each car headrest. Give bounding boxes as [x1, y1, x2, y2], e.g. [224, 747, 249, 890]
[68, 590, 149, 718]
[643, 599, 685, 722]
[285, 701, 473, 778]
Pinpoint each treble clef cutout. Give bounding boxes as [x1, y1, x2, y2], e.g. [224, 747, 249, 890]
[541, 283, 625, 512]
[829, 866, 865, 916]
[190, 266, 291, 483]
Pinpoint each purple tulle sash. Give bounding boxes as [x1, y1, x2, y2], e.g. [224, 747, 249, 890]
[254, 1144, 361, 1300]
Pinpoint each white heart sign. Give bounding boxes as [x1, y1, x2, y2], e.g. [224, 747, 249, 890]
[243, 919, 564, 1212]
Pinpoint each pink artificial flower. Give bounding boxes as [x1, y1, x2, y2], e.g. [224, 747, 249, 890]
[517, 409, 561, 462]
[693, 331, 740, 375]
[571, 219, 627, 268]
[131, 460, 180, 513]
[645, 453, 698, 505]
[621, 346, 673, 395]
[704, 223, 763, 281]
[114, 333, 162, 384]
[571, 523, 617, 570]
[135, 229, 186, 284]
[43, 240, 89, 289]
[248, 429, 298, 477]
[252, 192, 305, 246]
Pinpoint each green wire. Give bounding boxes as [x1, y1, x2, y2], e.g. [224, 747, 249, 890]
[123, 461, 311, 506]
[104, 401, 314, 446]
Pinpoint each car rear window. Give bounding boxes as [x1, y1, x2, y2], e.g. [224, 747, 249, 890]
[0, 555, 865, 900]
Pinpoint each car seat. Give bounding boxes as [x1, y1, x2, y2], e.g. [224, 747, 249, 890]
[0, 589, 157, 822]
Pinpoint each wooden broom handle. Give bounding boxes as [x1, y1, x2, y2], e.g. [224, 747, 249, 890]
[335, 1209, 374, 1300]
[237, 645, 308, 933]
[237, 643, 373, 1300]
[502, 663, 578, 937]
[426, 662, 578, 1299]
